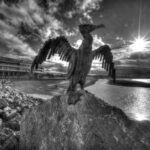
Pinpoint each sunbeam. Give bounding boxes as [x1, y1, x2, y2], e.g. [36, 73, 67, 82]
[129, 37, 150, 52]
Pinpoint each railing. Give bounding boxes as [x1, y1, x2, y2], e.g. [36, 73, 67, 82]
[0, 65, 43, 73]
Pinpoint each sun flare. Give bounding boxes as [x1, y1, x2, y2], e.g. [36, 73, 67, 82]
[129, 37, 150, 52]
[130, 37, 146, 51]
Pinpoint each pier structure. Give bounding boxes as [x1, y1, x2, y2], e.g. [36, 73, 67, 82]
[0, 56, 43, 79]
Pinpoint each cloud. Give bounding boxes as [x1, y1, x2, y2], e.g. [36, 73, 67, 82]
[0, 31, 36, 56]
[0, 0, 105, 59]
[45, 55, 69, 67]
[73, 39, 82, 48]
[0, 0, 69, 58]
[92, 34, 105, 49]
[128, 51, 150, 60]
[113, 46, 150, 68]
[0, 0, 150, 73]
[56, 0, 103, 22]
[80, 0, 102, 11]
[77, 0, 103, 21]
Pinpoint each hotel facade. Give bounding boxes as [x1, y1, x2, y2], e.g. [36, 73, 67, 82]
[0, 56, 43, 79]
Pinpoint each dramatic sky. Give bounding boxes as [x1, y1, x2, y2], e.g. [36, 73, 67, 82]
[0, 0, 150, 74]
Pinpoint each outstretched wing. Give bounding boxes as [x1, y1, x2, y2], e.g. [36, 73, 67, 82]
[31, 36, 76, 72]
[92, 45, 116, 79]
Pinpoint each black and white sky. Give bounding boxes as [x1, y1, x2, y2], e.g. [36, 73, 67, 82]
[0, 0, 150, 71]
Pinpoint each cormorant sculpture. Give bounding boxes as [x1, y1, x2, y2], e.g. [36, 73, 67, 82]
[31, 24, 116, 92]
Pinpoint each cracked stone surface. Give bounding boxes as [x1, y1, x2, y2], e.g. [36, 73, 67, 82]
[20, 91, 150, 150]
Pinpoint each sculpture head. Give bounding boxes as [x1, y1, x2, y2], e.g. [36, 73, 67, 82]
[79, 24, 105, 34]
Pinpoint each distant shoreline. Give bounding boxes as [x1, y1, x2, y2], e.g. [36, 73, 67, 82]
[108, 78, 150, 88]
[10, 77, 150, 101]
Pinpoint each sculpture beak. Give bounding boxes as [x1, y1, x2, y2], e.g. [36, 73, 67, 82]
[95, 24, 105, 30]
[90, 24, 105, 32]
[79, 23, 105, 34]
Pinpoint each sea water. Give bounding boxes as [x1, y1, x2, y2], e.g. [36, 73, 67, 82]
[12, 79, 150, 121]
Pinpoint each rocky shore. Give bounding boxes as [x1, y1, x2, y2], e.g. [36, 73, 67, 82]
[0, 80, 43, 149]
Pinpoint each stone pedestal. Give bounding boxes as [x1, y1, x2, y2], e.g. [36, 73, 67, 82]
[20, 91, 150, 150]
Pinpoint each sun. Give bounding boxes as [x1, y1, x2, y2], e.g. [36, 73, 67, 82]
[129, 37, 148, 52]
[130, 37, 147, 51]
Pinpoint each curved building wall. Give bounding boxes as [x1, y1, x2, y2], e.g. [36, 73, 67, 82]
[0, 56, 43, 79]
